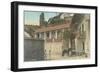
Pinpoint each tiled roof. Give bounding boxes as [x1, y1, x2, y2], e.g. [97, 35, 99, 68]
[35, 23, 70, 33]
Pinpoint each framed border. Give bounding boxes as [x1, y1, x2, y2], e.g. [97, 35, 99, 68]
[11, 1, 98, 72]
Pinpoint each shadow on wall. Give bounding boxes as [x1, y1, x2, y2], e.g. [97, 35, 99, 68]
[24, 39, 45, 61]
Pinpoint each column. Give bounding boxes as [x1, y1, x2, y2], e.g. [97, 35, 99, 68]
[49, 31, 52, 39]
[39, 33, 41, 39]
[44, 32, 46, 40]
[69, 39, 71, 48]
[62, 29, 64, 32]
[55, 30, 58, 39]
[34, 33, 37, 39]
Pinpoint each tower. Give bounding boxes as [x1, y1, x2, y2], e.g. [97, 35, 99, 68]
[40, 12, 45, 26]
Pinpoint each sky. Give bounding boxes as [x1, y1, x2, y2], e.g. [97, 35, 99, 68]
[24, 11, 59, 25]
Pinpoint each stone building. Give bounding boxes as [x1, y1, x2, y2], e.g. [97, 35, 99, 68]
[73, 14, 90, 56]
[68, 14, 90, 57]
[25, 12, 90, 60]
[24, 28, 45, 61]
[34, 13, 73, 59]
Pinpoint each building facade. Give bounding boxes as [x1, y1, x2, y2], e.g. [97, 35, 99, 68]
[25, 13, 90, 60]
[34, 13, 73, 59]
[74, 14, 90, 56]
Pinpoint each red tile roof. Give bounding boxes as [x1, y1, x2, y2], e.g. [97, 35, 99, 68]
[35, 23, 70, 33]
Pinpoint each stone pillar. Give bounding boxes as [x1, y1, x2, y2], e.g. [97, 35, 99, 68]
[44, 32, 46, 40]
[69, 39, 71, 48]
[34, 33, 37, 39]
[74, 38, 77, 51]
[39, 33, 41, 39]
[49, 31, 52, 39]
[62, 29, 64, 32]
[55, 30, 58, 39]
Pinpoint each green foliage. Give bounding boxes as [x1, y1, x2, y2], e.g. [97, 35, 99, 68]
[49, 18, 65, 25]
[63, 29, 71, 41]
[71, 14, 85, 24]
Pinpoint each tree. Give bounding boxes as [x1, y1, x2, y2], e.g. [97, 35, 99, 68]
[62, 29, 72, 50]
